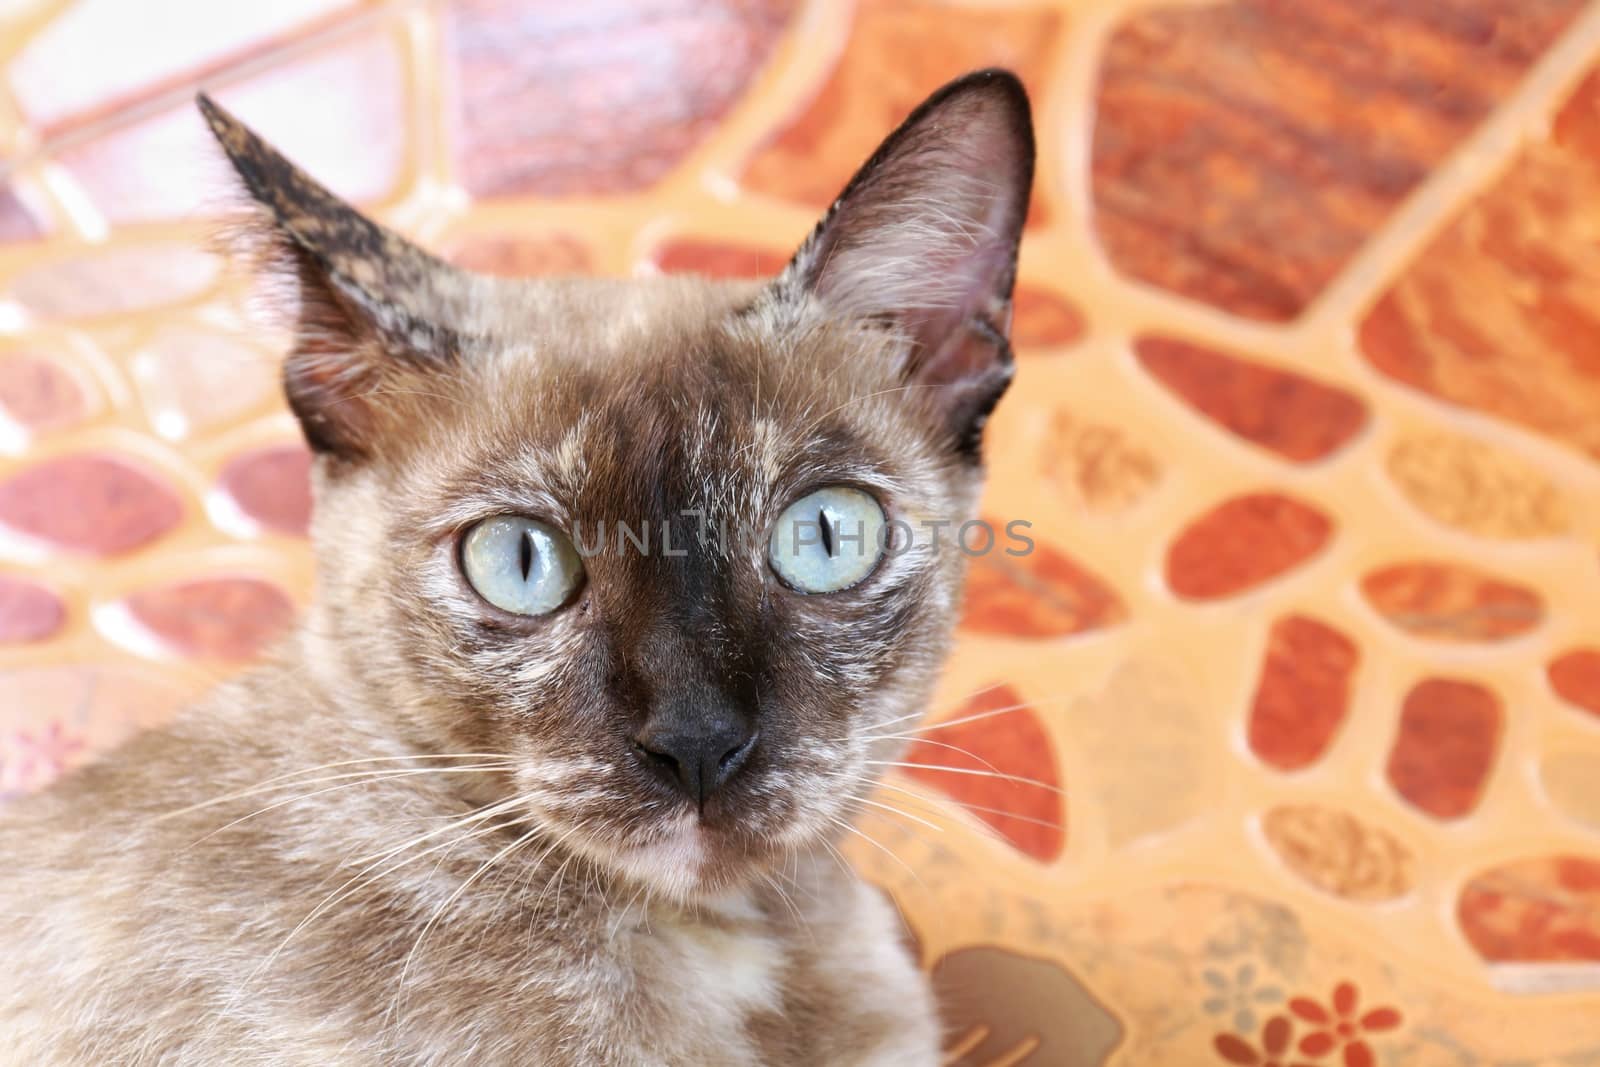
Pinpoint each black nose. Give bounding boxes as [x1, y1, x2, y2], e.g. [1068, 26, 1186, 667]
[633, 712, 757, 808]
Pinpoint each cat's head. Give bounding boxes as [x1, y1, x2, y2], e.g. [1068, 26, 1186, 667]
[201, 70, 1033, 899]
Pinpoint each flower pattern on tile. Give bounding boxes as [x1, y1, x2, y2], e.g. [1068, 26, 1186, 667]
[217, 444, 313, 537]
[448, 0, 797, 197]
[8, 244, 219, 320]
[1214, 1015, 1316, 1067]
[1385, 434, 1569, 539]
[1166, 493, 1332, 600]
[0, 575, 65, 643]
[960, 530, 1125, 638]
[1038, 409, 1161, 514]
[1248, 616, 1358, 772]
[1548, 648, 1600, 720]
[123, 576, 296, 662]
[0, 453, 182, 556]
[1458, 855, 1600, 963]
[0, 666, 192, 797]
[1385, 678, 1501, 820]
[0, 354, 86, 432]
[741, 1, 1060, 223]
[1288, 981, 1402, 1066]
[903, 685, 1062, 861]
[1361, 65, 1600, 462]
[933, 946, 1122, 1067]
[1134, 337, 1367, 463]
[1202, 963, 1285, 1036]
[1261, 806, 1413, 903]
[1095, 0, 1586, 321]
[1360, 562, 1542, 643]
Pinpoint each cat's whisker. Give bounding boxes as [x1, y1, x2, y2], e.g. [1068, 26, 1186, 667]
[390, 821, 546, 1020]
[864, 760, 1064, 795]
[866, 735, 1002, 775]
[180, 765, 515, 847]
[158, 755, 516, 821]
[875, 780, 1061, 831]
[348, 793, 530, 868]
[864, 693, 1071, 740]
[235, 804, 532, 1008]
[823, 813, 924, 889]
[849, 795, 944, 834]
[866, 681, 1012, 734]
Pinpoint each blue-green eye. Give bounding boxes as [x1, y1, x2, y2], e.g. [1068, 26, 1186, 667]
[768, 486, 886, 593]
[461, 516, 583, 616]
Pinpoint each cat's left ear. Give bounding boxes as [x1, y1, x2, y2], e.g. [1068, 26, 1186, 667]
[778, 68, 1035, 458]
[198, 94, 477, 460]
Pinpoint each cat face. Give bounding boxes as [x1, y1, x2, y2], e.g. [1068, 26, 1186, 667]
[200, 71, 1034, 899]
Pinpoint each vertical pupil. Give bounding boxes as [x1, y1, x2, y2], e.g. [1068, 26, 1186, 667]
[818, 507, 834, 556]
[518, 529, 534, 581]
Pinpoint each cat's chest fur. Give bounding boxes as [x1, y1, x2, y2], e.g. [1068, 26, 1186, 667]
[0, 701, 936, 1066]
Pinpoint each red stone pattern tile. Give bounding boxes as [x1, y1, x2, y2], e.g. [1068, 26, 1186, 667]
[1548, 648, 1600, 720]
[0, 355, 86, 431]
[1386, 678, 1502, 820]
[903, 685, 1063, 862]
[742, 1, 1060, 225]
[8, 244, 219, 320]
[7, 0, 359, 134]
[1134, 337, 1367, 462]
[1261, 805, 1413, 902]
[652, 239, 790, 280]
[0, 454, 182, 556]
[0, 186, 44, 244]
[1360, 562, 1543, 643]
[960, 529, 1125, 638]
[1459, 855, 1600, 962]
[1361, 65, 1600, 461]
[448, 0, 797, 197]
[0, 576, 66, 644]
[218, 444, 313, 537]
[1248, 615, 1359, 772]
[1011, 286, 1085, 350]
[125, 577, 296, 662]
[1094, 0, 1586, 321]
[1166, 493, 1332, 600]
[448, 234, 593, 278]
[57, 28, 408, 222]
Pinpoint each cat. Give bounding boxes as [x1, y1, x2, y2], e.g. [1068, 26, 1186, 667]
[0, 68, 1035, 1065]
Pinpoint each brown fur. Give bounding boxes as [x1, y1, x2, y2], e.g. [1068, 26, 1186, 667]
[0, 71, 1034, 1065]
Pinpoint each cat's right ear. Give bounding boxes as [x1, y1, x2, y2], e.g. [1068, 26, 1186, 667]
[198, 94, 473, 460]
[773, 69, 1035, 459]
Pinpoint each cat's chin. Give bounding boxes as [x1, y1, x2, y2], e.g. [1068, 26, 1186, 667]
[549, 807, 787, 902]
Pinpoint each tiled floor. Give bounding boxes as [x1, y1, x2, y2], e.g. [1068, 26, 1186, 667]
[3, 1, 1600, 1063]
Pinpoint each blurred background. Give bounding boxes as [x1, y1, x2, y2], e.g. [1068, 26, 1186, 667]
[2, 0, 1599, 1062]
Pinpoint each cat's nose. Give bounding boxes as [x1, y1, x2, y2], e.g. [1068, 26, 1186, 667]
[632, 711, 757, 809]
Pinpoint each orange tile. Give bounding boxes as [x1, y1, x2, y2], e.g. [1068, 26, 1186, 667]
[1094, 0, 1585, 321]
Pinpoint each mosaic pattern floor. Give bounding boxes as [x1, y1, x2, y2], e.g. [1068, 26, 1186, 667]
[4, 1, 1600, 1063]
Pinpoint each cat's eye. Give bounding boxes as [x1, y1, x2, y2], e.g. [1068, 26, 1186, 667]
[768, 486, 887, 594]
[460, 516, 584, 617]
